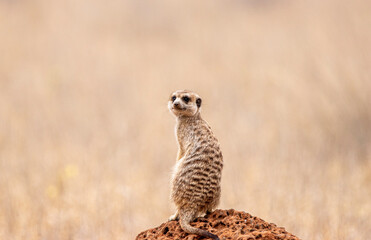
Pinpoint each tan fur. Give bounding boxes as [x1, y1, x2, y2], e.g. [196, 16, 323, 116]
[168, 90, 223, 240]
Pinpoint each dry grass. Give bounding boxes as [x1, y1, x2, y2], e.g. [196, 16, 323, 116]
[1, 0, 371, 239]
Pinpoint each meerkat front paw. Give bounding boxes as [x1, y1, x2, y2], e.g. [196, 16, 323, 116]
[168, 212, 179, 221]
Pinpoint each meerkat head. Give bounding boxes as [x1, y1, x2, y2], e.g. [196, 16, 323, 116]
[168, 90, 202, 117]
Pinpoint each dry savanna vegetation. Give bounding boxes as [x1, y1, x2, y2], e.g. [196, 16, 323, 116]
[0, 0, 370, 239]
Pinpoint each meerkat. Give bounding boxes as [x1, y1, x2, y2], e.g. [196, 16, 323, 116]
[168, 90, 223, 240]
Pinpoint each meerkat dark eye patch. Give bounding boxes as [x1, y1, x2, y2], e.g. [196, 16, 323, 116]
[171, 96, 176, 102]
[182, 96, 190, 103]
[196, 98, 202, 108]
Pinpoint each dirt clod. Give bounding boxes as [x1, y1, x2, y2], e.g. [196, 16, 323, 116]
[136, 209, 300, 240]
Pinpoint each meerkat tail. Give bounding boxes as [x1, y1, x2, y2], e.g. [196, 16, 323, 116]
[179, 212, 220, 240]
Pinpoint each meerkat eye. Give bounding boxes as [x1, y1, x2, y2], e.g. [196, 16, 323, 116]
[171, 96, 176, 102]
[182, 96, 190, 103]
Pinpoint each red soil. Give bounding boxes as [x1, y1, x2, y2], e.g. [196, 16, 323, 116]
[136, 209, 300, 240]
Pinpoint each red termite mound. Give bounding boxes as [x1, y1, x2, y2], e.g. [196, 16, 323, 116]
[136, 209, 300, 240]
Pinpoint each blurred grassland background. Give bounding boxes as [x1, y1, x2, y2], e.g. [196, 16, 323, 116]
[1, 0, 371, 239]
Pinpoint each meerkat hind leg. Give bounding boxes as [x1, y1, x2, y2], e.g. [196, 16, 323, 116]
[206, 206, 214, 215]
[168, 211, 179, 221]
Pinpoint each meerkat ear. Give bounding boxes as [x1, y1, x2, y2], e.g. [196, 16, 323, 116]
[196, 98, 202, 108]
